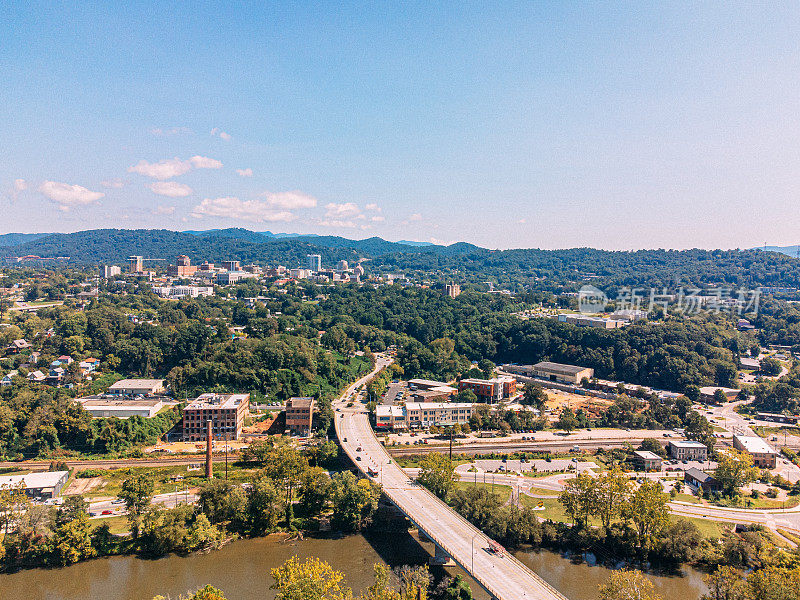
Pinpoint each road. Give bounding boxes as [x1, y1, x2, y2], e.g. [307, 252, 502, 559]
[88, 490, 199, 519]
[334, 356, 568, 600]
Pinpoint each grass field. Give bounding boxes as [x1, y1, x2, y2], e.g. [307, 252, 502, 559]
[454, 481, 513, 504]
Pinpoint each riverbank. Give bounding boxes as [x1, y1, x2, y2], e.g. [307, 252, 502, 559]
[0, 531, 708, 600]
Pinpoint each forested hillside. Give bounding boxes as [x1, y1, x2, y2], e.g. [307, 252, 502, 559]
[6, 228, 800, 292]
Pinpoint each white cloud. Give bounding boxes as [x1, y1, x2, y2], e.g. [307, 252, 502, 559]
[128, 158, 192, 180]
[127, 156, 222, 179]
[101, 178, 125, 189]
[189, 155, 223, 169]
[150, 126, 191, 136]
[191, 197, 296, 223]
[211, 128, 231, 140]
[153, 205, 176, 215]
[14, 179, 27, 192]
[365, 203, 381, 212]
[262, 190, 318, 209]
[325, 202, 361, 218]
[371, 215, 385, 222]
[236, 168, 253, 177]
[150, 181, 193, 198]
[38, 181, 104, 210]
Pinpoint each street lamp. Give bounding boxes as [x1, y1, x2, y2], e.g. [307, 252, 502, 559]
[471, 531, 481, 574]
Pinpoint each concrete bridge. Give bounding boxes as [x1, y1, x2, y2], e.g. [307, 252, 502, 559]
[334, 358, 569, 600]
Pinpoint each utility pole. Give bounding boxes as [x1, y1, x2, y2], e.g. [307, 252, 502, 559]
[205, 420, 213, 479]
[225, 430, 229, 481]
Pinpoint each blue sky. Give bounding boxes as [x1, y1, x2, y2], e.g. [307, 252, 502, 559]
[2, 2, 800, 250]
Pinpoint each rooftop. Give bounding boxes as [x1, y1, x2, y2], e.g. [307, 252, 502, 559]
[0, 471, 68, 489]
[185, 393, 249, 410]
[108, 378, 165, 390]
[734, 434, 777, 455]
[287, 397, 315, 409]
[669, 439, 708, 448]
[532, 361, 591, 375]
[633, 450, 662, 461]
[405, 402, 476, 411]
[685, 468, 717, 483]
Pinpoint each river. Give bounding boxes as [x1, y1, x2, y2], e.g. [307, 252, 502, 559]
[0, 531, 708, 600]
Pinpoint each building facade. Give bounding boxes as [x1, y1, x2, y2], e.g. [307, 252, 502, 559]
[732, 434, 778, 468]
[285, 397, 315, 435]
[668, 440, 708, 461]
[458, 377, 517, 403]
[182, 393, 250, 441]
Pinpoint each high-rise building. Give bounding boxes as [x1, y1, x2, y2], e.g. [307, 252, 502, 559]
[128, 256, 143, 273]
[103, 265, 121, 278]
[307, 254, 322, 272]
[221, 260, 240, 272]
[182, 393, 250, 441]
[445, 283, 461, 298]
[168, 255, 197, 277]
[336, 259, 349, 272]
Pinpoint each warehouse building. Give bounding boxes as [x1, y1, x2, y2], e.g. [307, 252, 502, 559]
[732, 434, 778, 468]
[77, 398, 164, 418]
[0, 471, 69, 499]
[108, 379, 166, 396]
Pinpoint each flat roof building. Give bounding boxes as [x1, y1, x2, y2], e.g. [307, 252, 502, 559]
[182, 393, 249, 441]
[633, 450, 663, 472]
[0, 471, 69, 499]
[376, 405, 407, 430]
[668, 440, 708, 461]
[405, 402, 476, 429]
[458, 376, 517, 404]
[511, 362, 595, 385]
[733, 434, 778, 468]
[78, 398, 164, 418]
[285, 397, 315, 436]
[407, 378, 453, 390]
[108, 379, 166, 396]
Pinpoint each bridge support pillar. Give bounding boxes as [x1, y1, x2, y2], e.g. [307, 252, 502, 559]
[429, 543, 454, 566]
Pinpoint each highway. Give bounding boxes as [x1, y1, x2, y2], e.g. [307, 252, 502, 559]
[334, 356, 568, 600]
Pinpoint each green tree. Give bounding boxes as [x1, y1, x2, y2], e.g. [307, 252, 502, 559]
[198, 480, 247, 526]
[625, 480, 669, 552]
[556, 407, 578, 434]
[264, 444, 310, 527]
[120, 473, 154, 539]
[593, 468, 631, 529]
[598, 570, 663, 600]
[270, 555, 352, 600]
[521, 382, 548, 413]
[558, 472, 596, 528]
[417, 452, 457, 499]
[330, 471, 380, 532]
[246, 475, 283, 534]
[714, 449, 759, 497]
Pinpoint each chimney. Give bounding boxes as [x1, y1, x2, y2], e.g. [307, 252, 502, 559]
[205, 419, 213, 479]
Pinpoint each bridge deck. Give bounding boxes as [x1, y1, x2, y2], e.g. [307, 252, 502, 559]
[335, 403, 568, 600]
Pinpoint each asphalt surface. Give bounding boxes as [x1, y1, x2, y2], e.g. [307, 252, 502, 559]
[334, 356, 568, 600]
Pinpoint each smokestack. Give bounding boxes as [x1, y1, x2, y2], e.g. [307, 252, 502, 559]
[205, 419, 213, 479]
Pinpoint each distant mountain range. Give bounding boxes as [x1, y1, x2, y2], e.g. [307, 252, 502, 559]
[0, 228, 482, 265]
[756, 245, 800, 258]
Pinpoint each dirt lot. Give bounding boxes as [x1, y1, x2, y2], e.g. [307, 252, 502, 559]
[63, 476, 103, 496]
[544, 389, 613, 417]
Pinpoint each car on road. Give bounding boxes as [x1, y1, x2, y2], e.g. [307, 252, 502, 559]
[356, 456, 361, 461]
[101, 510, 113, 515]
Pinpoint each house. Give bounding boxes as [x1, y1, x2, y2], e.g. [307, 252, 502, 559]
[668, 440, 708, 461]
[6, 339, 31, 354]
[50, 355, 73, 368]
[732, 434, 778, 468]
[47, 367, 65, 384]
[684, 468, 721, 494]
[633, 450, 663, 472]
[79, 358, 100, 374]
[28, 352, 40, 365]
[285, 397, 316, 436]
[0, 371, 19, 387]
[27, 370, 46, 383]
